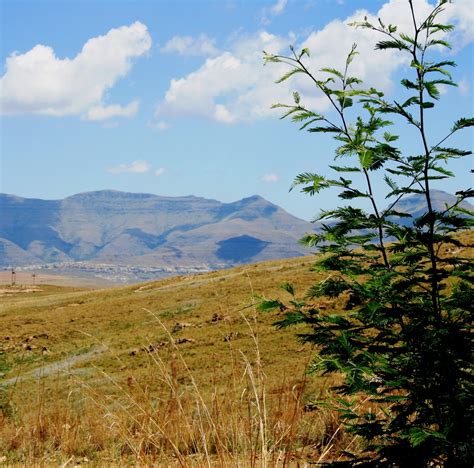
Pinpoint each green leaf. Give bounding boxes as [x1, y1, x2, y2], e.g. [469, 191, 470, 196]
[432, 147, 471, 157]
[424, 81, 440, 99]
[291, 110, 322, 122]
[359, 151, 373, 169]
[275, 68, 304, 83]
[346, 43, 358, 65]
[256, 298, 284, 312]
[299, 47, 310, 58]
[341, 97, 353, 109]
[426, 39, 452, 49]
[422, 22, 454, 34]
[428, 60, 456, 70]
[290, 172, 333, 195]
[375, 39, 410, 51]
[263, 52, 281, 64]
[320, 67, 344, 79]
[401, 79, 419, 90]
[329, 165, 361, 173]
[299, 117, 325, 130]
[339, 188, 369, 199]
[346, 76, 363, 86]
[401, 96, 420, 108]
[384, 175, 398, 192]
[308, 126, 342, 133]
[430, 165, 454, 177]
[421, 102, 435, 109]
[451, 117, 474, 132]
[407, 428, 443, 447]
[383, 132, 399, 142]
[280, 282, 295, 296]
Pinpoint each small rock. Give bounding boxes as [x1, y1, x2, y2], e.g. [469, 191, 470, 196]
[223, 332, 239, 342]
[211, 313, 224, 322]
[175, 337, 195, 345]
[172, 322, 193, 333]
[141, 342, 167, 353]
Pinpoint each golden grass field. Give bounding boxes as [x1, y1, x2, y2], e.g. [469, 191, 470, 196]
[0, 231, 472, 465]
[0, 255, 356, 466]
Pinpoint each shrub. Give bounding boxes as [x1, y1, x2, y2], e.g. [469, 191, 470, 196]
[261, 1, 473, 465]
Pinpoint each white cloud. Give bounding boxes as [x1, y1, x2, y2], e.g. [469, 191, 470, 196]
[147, 120, 170, 131]
[262, 0, 289, 24]
[271, 0, 288, 15]
[160, 34, 219, 56]
[261, 173, 280, 183]
[156, 0, 473, 125]
[155, 167, 166, 176]
[156, 31, 299, 123]
[0, 22, 151, 119]
[444, 0, 474, 49]
[108, 160, 151, 175]
[85, 100, 139, 121]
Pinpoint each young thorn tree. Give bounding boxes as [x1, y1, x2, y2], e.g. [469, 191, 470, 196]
[260, 1, 473, 465]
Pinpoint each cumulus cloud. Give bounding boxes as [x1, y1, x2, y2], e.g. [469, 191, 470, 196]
[155, 167, 166, 176]
[0, 22, 151, 119]
[156, 0, 473, 125]
[160, 34, 219, 56]
[108, 160, 151, 175]
[443, 0, 474, 48]
[261, 173, 280, 183]
[156, 31, 299, 123]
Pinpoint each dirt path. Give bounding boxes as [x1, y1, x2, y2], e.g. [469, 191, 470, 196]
[0, 344, 107, 387]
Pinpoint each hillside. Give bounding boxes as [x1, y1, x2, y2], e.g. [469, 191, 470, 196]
[0, 254, 334, 464]
[0, 191, 311, 271]
[1, 230, 472, 464]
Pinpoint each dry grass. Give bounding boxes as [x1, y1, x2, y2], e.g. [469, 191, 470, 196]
[0, 255, 360, 464]
[1, 231, 471, 464]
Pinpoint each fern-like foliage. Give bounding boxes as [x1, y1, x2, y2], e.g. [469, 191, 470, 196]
[261, 1, 473, 465]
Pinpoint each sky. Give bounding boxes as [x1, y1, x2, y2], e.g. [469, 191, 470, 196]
[0, 0, 472, 221]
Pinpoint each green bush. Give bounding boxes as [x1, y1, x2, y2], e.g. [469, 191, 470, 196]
[261, 1, 473, 465]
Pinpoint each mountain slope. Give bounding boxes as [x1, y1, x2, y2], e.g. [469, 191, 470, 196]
[0, 191, 312, 268]
[1, 189, 470, 271]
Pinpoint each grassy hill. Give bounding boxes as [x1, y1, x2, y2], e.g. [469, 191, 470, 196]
[0, 231, 472, 465]
[0, 254, 348, 465]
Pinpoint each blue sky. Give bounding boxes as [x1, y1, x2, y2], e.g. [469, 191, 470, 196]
[1, 0, 472, 220]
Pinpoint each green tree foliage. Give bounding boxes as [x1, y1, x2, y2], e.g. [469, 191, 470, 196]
[261, 1, 473, 465]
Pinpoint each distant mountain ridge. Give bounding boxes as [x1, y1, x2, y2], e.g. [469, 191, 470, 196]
[0, 190, 311, 269]
[0, 189, 471, 273]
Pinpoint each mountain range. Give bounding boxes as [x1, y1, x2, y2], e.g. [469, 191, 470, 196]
[0, 190, 311, 269]
[0, 190, 471, 274]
